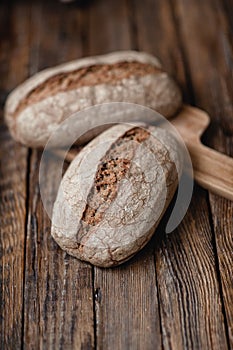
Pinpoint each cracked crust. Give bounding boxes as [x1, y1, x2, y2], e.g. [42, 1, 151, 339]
[4, 51, 182, 147]
[51, 124, 183, 267]
[13, 62, 162, 119]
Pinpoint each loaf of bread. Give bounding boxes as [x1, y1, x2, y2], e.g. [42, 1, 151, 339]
[5, 51, 182, 147]
[51, 123, 182, 267]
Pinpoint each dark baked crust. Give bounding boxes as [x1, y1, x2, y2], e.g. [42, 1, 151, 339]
[14, 62, 162, 118]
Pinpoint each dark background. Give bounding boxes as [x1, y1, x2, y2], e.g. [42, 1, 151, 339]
[0, 0, 232, 349]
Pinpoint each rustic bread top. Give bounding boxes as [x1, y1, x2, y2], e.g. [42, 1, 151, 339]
[51, 123, 182, 266]
[13, 62, 162, 119]
[6, 51, 161, 117]
[5, 51, 182, 148]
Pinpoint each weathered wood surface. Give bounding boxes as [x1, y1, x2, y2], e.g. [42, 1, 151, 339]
[22, 2, 94, 349]
[0, 2, 29, 348]
[0, 0, 232, 349]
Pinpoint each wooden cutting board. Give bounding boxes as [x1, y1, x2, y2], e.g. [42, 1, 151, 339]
[171, 105, 233, 201]
[60, 105, 233, 201]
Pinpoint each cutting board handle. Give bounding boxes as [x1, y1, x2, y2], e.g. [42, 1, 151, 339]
[170, 105, 233, 201]
[53, 105, 233, 201]
[186, 142, 233, 200]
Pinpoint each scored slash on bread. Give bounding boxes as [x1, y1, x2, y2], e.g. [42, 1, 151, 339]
[51, 123, 182, 267]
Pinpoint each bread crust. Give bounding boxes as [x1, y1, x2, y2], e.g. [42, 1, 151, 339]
[5, 51, 182, 147]
[51, 124, 182, 267]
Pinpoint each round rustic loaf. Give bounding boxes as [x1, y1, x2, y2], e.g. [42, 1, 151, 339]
[5, 51, 182, 147]
[51, 123, 183, 267]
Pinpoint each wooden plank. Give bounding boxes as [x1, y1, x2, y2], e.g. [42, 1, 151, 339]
[0, 2, 30, 348]
[210, 196, 233, 348]
[170, 0, 233, 347]
[133, 0, 229, 348]
[88, 0, 162, 349]
[94, 250, 161, 350]
[130, 0, 189, 100]
[24, 151, 94, 349]
[2, 1, 231, 349]
[88, 0, 131, 55]
[156, 192, 228, 349]
[22, 1, 95, 348]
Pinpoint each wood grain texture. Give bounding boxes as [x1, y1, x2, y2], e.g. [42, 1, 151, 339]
[171, 106, 233, 201]
[0, 1, 30, 348]
[22, 1, 94, 348]
[94, 250, 162, 350]
[132, 0, 231, 348]
[88, 0, 131, 55]
[24, 151, 94, 349]
[170, 0, 233, 347]
[156, 191, 228, 349]
[0, 0, 232, 349]
[88, 0, 162, 348]
[130, 0, 187, 98]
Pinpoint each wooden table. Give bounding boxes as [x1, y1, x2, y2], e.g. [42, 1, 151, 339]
[0, 0, 232, 349]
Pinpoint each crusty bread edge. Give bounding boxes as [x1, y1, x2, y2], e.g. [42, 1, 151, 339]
[5, 51, 161, 116]
[51, 124, 182, 267]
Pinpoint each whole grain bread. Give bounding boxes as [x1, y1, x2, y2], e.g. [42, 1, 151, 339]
[51, 123, 182, 267]
[5, 51, 182, 147]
